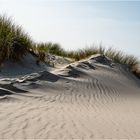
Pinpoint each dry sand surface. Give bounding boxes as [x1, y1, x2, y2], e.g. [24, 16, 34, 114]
[0, 54, 140, 139]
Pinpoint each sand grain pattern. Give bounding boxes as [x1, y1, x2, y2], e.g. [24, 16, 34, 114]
[0, 55, 140, 139]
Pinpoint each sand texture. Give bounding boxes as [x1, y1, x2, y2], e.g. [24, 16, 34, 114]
[0, 54, 140, 139]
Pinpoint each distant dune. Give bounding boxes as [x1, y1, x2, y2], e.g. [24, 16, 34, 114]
[0, 54, 140, 139]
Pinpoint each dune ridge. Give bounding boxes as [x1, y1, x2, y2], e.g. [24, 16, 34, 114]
[0, 55, 140, 139]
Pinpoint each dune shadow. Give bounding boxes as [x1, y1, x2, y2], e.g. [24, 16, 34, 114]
[0, 84, 28, 93]
[90, 55, 113, 67]
[37, 71, 59, 82]
[0, 88, 14, 96]
[64, 65, 87, 78]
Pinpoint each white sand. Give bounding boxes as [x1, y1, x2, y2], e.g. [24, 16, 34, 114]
[0, 54, 140, 139]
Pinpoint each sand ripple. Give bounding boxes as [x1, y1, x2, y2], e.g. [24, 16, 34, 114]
[0, 55, 140, 139]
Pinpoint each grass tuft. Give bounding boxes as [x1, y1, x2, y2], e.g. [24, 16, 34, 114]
[0, 15, 33, 64]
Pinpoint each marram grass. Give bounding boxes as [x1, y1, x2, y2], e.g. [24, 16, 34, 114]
[0, 15, 32, 63]
[33, 43, 140, 78]
[0, 15, 139, 79]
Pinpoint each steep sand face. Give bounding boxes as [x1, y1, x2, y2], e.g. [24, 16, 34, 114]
[0, 55, 140, 139]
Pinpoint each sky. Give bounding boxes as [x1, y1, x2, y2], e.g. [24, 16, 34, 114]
[0, 0, 140, 58]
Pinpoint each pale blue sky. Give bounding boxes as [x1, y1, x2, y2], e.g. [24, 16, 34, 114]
[0, 0, 140, 58]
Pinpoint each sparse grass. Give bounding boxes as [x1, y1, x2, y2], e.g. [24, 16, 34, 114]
[104, 48, 140, 78]
[0, 15, 32, 64]
[66, 46, 102, 61]
[66, 46, 140, 79]
[49, 45, 139, 78]
[32, 42, 67, 58]
[32, 43, 49, 62]
[57, 46, 140, 79]
[0, 15, 139, 79]
[48, 43, 66, 56]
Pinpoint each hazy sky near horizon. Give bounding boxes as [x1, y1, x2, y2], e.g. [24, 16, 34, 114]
[0, 0, 140, 58]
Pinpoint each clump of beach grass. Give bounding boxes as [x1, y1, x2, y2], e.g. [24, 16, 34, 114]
[32, 42, 67, 59]
[66, 46, 105, 61]
[0, 15, 33, 64]
[32, 43, 48, 62]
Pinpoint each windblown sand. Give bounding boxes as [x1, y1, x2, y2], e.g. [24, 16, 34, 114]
[0, 55, 140, 139]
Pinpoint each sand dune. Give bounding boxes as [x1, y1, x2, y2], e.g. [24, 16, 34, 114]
[0, 54, 140, 139]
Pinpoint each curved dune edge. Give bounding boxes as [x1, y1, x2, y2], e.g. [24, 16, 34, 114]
[0, 55, 140, 139]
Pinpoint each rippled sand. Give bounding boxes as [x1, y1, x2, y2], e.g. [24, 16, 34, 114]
[0, 55, 140, 139]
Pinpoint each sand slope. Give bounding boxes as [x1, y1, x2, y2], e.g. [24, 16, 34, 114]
[0, 54, 140, 139]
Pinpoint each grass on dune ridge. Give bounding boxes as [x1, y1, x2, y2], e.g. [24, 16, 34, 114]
[0, 15, 140, 79]
[50, 46, 140, 78]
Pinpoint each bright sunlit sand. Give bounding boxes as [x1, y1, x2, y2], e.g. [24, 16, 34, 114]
[0, 54, 140, 139]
